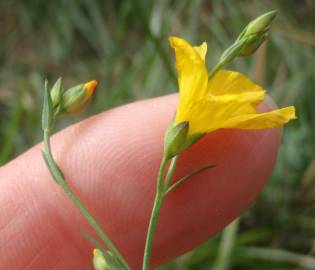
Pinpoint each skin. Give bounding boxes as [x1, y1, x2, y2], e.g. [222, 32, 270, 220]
[0, 94, 280, 270]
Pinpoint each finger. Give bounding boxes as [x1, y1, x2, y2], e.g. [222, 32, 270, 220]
[0, 94, 280, 269]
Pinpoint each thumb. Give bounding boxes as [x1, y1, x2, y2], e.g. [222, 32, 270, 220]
[0, 94, 280, 270]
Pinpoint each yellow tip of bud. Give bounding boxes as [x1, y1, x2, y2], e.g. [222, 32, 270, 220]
[93, 248, 97, 255]
[84, 80, 98, 97]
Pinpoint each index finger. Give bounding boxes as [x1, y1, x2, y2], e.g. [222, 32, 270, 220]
[0, 94, 280, 269]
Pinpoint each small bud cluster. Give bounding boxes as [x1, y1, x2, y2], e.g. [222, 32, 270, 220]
[220, 10, 277, 65]
[50, 78, 97, 115]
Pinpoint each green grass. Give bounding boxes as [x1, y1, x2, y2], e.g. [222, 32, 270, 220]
[1, 0, 315, 269]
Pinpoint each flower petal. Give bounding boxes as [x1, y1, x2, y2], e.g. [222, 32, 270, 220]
[169, 36, 208, 124]
[207, 70, 263, 96]
[227, 106, 297, 129]
[194, 42, 207, 60]
[186, 91, 266, 135]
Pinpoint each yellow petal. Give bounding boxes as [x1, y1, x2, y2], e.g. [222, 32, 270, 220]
[194, 42, 207, 60]
[213, 91, 265, 113]
[207, 70, 263, 96]
[168, 37, 296, 140]
[84, 80, 98, 97]
[169, 36, 208, 124]
[187, 91, 266, 135]
[226, 106, 297, 129]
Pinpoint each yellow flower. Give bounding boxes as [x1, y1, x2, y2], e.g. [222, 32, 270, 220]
[169, 36, 296, 140]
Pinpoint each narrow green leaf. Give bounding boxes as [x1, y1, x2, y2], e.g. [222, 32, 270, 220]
[212, 218, 240, 270]
[166, 163, 216, 194]
[239, 246, 315, 269]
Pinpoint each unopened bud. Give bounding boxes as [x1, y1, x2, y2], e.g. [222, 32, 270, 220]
[61, 80, 97, 114]
[219, 39, 247, 65]
[238, 10, 277, 56]
[84, 80, 98, 97]
[239, 34, 267, 56]
[164, 121, 189, 159]
[219, 10, 277, 64]
[93, 249, 109, 270]
[243, 10, 277, 37]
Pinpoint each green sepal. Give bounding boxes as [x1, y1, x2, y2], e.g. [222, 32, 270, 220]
[42, 80, 54, 131]
[50, 77, 63, 108]
[60, 84, 89, 114]
[180, 132, 205, 152]
[164, 120, 189, 160]
[239, 34, 267, 56]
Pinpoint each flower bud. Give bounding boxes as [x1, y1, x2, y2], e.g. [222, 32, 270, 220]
[93, 249, 109, 270]
[239, 34, 267, 56]
[237, 10, 277, 56]
[219, 10, 277, 64]
[164, 121, 189, 159]
[84, 80, 98, 97]
[60, 80, 97, 114]
[219, 39, 247, 65]
[242, 10, 277, 37]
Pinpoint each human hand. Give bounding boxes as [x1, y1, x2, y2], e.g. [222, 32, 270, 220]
[0, 94, 280, 269]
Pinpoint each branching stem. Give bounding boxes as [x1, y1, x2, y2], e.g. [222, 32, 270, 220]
[43, 128, 130, 270]
[142, 155, 179, 270]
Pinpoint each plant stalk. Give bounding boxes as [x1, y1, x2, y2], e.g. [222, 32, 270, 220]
[142, 156, 178, 270]
[43, 129, 130, 270]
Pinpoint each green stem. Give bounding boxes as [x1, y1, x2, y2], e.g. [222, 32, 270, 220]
[43, 129, 130, 270]
[142, 155, 178, 270]
[141, 35, 234, 270]
[166, 163, 216, 195]
[164, 156, 179, 190]
[208, 62, 223, 80]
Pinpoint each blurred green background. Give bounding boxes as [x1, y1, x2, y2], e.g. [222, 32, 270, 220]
[1, 0, 315, 269]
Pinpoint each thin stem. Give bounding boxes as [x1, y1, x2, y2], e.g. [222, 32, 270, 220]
[43, 129, 130, 270]
[164, 156, 179, 191]
[142, 155, 178, 270]
[142, 157, 167, 270]
[166, 163, 216, 195]
[141, 42, 225, 270]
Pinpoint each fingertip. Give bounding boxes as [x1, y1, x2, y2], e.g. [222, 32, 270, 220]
[0, 93, 282, 270]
